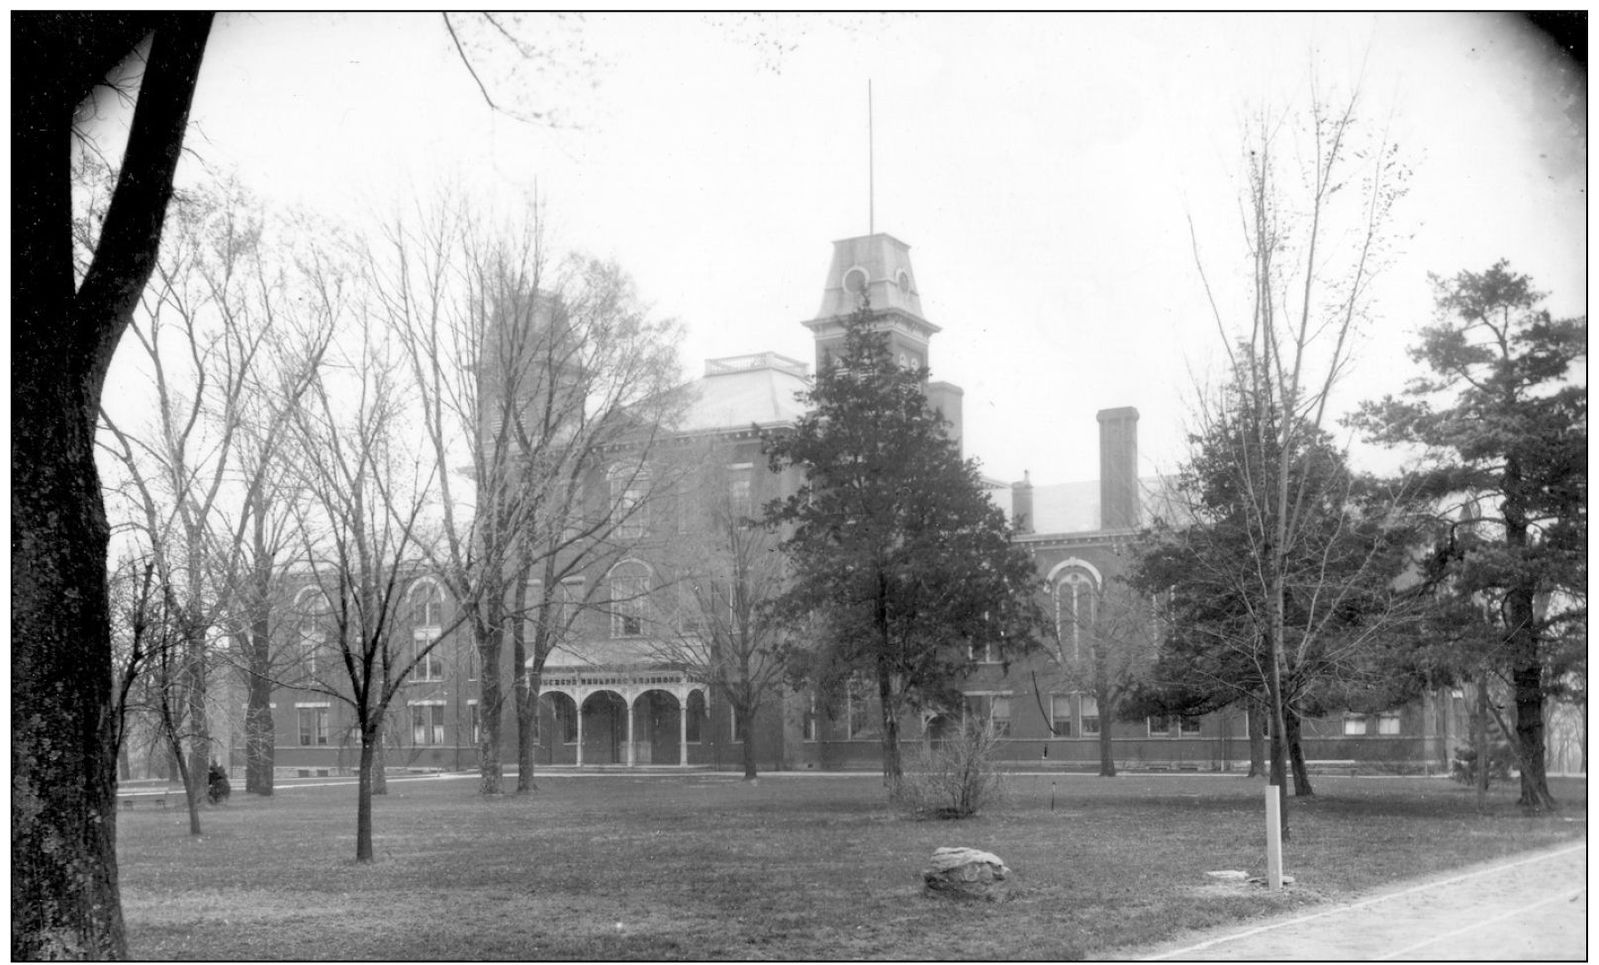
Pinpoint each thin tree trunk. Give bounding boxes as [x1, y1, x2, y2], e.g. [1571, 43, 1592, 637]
[244, 615, 275, 795]
[1247, 695, 1267, 778]
[1476, 671, 1491, 807]
[512, 572, 537, 793]
[183, 621, 211, 814]
[1096, 679, 1116, 777]
[372, 717, 388, 795]
[475, 602, 506, 795]
[356, 729, 377, 863]
[741, 699, 759, 780]
[875, 661, 903, 788]
[1285, 705, 1313, 797]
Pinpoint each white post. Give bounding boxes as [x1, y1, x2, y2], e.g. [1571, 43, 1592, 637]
[626, 696, 636, 767]
[1264, 785, 1283, 891]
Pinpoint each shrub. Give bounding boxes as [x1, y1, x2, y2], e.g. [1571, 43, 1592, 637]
[896, 722, 1004, 819]
[1450, 741, 1513, 786]
[207, 762, 232, 804]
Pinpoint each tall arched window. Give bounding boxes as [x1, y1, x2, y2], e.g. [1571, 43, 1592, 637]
[607, 561, 651, 638]
[292, 587, 330, 679]
[1053, 567, 1099, 661]
[408, 578, 446, 681]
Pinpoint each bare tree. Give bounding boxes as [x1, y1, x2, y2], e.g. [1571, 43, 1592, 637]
[1037, 579, 1159, 778]
[1185, 85, 1407, 831]
[282, 300, 458, 862]
[372, 197, 688, 793]
[650, 453, 789, 780]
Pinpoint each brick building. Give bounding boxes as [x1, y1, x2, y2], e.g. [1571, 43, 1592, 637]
[256, 230, 1469, 779]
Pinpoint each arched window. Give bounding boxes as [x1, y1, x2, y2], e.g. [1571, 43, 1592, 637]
[292, 587, 330, 678]
[410, 578, 443, 630]
[607, 561, 651, 638]
[1053, 566, 1100, 661]
[408, 578, 446, 681]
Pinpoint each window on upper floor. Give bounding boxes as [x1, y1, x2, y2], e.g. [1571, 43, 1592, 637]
[610, 469, 649, 540]
[608, 561, 650, 638]
[410, 579, 443, 630]
[1054, 568, 1100, 661]
[727, 463, 754, 521]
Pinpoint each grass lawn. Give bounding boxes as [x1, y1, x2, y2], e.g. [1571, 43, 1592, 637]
[118, 770, 1586, 960]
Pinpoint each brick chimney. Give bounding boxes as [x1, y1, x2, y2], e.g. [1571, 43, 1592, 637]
[1097, 407, 1139, 530]
[1011, 471, 1033, 534]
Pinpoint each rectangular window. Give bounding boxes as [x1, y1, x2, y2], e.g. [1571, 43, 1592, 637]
[413, 634, 444, 681]
[410, 703, 445, 746]
[1377, 712, 1401, 736]
[847, 684, 878, 740]
[612, 473, 648, 539]
[297, 706, 329, 746]
[467, 701, 481, 746]
[1148, 715, 1174, 738]
[731, 705, 748, 742]
[989, 696, 1011, 737]
[611, 571, 648, 638]
[1079, 695, 1101, 736]
[1049, 694, 1074, 737]
[1343, 715, 1369, 736]
[728, 463, 753, 520]
[1178, 716, 1202, 737]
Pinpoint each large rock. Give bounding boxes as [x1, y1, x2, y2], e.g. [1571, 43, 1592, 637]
[922, 847, 1012, 901]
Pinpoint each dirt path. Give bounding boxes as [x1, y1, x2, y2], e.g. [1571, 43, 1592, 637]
[1125, 841, 1587, 961]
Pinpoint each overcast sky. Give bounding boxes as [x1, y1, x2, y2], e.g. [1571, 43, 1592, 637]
[120, 12, 1585, 487]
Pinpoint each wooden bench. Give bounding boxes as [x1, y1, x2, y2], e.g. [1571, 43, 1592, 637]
[116, 788, 173, 809]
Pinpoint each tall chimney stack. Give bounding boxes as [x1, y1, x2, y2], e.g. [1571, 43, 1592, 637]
[1097, 407, 1139, 530]
[1011, 471, 1033, 535]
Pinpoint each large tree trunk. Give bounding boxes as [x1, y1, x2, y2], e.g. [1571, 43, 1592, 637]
[183, 620, 211, 813]
[476, 605, 506, 795]
[1285, 705, 1313, 797]
[1508, 600, 1556, 811]
[243, 613, 275, 795]
[1095, 680, 1116, 777]
[12, 15, 211, 959]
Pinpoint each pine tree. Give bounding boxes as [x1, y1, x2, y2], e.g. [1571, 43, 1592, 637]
[763, 307, 1044, 789]
[1355, 261, 1586, 811]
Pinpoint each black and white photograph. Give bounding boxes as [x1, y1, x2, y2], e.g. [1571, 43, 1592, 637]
[13, 11, 1586, 960]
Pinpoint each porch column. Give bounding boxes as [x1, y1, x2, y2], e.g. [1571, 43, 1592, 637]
[626, 693, 636, 767]
[679, 686, 689, 767]
[575, 691, 584, 767]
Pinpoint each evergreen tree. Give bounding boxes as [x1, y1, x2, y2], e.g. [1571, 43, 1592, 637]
[763, 308, 1044, 789]
[1354, 261, 1586, 811]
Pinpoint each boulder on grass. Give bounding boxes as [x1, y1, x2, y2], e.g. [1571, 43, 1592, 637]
[922, 847, 1012, 901]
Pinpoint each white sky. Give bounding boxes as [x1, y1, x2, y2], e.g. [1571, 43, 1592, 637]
[127, 12, 1586, 487]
